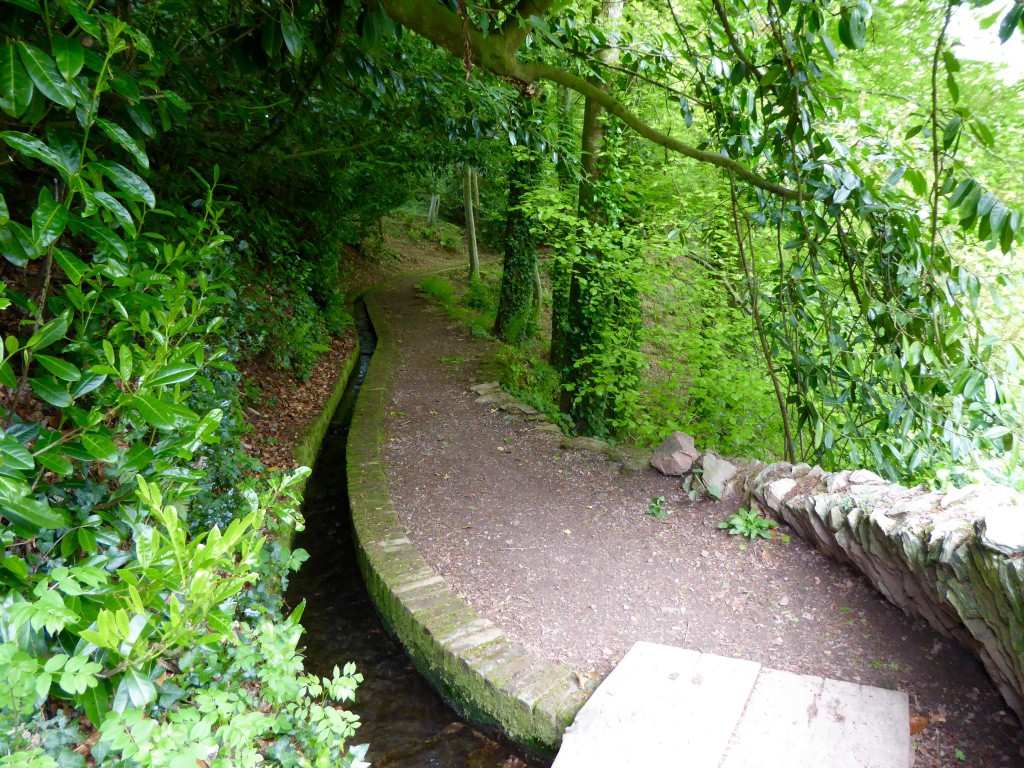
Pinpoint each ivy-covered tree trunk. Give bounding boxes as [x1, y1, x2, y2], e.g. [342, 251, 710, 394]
[493, 150, 539, 343]
[554, 0, 624, 436]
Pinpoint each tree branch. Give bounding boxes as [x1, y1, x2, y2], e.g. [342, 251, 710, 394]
[376, 0, 801, 200]
[498, 0, 557, 46]
[519, 61, 801, 199]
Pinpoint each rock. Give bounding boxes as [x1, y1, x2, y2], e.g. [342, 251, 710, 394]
[476, 392, 515, 406]
[702, 453, 739, 499]
[560, 436, 614, 458]
[650, 432, 700, 476]
[976, 507, 1024, 557]
[471, 381, 501, 394]
[618, 448, 652, 476]
[748, 460, 1024, 725]
[499, 401, 539, 415]
[532, 423, 563, 435]
[764, 478, 797, 513]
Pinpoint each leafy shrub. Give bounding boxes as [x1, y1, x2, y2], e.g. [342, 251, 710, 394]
[0, 3, 364, 765]
[718, 508, 780, 539]
[464, 278, 498, 313]
[418, 276, 456, 304]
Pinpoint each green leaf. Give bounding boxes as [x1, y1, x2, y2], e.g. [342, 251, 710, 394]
[118, 344, 132, 382]
[281, 15, 303, 58]
[90, 160, 155, 208]
[2, 0, 41, 11]
[71, 369, 106, 398]
[70, 215, 130, 259]
[0, 131, 70, 176]
[52, 35, 84, 79]
[838, 5, 868, 50]
[999, 3, 1024, 43]
[96, 118, 149, 170]
[0, 362, 15, 389]
[148, 363, 198, 387]
[0, 221, 36, 266]
[0, 436, 34, 471]
[53, 248, 89, 284]
[122, 669, 157, 709]
[988, 203, 1008, 242]
[1, 494, 68, 531]
[78, 679, 110, 727]
[948, 178, 975, 208]
[81, 432, 118, 463]
[26, 313, 69, 351]
[31, 187, 69, 249]
[130, 395, 175, 430]
[126, 104, 155, 137]
[262, 19, 283, 58]
[30, 376, 72, 407]
[0, 191, 7, 224]
[93, 192, 137, 237]
[903, 168, 927, 196]
[0, 44, 34, 118]
[35, 448, 73, 475]
[18, 42, 76, 109]
[968, 117, 995, 149]
[1000, 214, 1016, 253]
[945, 72, 958, 104]
[942, 116, 962, 150]
[35, 354, 81, 382]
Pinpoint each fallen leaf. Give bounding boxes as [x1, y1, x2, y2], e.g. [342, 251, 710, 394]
[563, 529, 572, 535]
[910, 715, 928, 734]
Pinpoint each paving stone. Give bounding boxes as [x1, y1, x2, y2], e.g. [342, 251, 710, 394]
[554, 642, 908, 768]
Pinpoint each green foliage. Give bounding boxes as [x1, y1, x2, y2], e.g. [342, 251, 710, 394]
[646, 496, 667, 519]
[0, 2, 365, 764]
[464, 278, 497, 313]
[718, 508, 779, 540]
[497, 346, 564, 425]
[418, 275, 456, 305]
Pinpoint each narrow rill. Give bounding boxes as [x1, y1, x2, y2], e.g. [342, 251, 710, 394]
[285, 300, 544, 767]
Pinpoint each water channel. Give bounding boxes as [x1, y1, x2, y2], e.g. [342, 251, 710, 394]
[285, 300, 548, 767]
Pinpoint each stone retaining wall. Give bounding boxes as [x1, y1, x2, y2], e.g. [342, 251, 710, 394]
[346, 282, 585, 752]
[743, 461, 1024, 722]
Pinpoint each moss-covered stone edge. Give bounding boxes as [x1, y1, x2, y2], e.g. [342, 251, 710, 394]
[346, 278, 586, 754]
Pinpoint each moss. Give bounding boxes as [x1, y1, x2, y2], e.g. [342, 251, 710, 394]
[347, 275, 585, 755]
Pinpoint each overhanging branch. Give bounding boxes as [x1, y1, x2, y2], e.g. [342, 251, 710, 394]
[375, 0, 800, 200]
[519, 61, 801, 199]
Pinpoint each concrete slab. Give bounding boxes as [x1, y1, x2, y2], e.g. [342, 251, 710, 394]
[553, 642, 910, 768]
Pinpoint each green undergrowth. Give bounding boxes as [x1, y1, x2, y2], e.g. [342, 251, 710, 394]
[0, 3, 369, 765]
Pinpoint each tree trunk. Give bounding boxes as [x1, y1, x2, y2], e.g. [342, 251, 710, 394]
[427, 193, 440, 226]
[554, 0, 623, 435]
[472, 168, 482, 244]
[532, 259, 543, 315]
[464, 164, 479, 281]
[493, 146, 538, 344]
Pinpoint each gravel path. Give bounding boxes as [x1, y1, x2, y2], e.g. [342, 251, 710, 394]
[378, 274, 1024, 767]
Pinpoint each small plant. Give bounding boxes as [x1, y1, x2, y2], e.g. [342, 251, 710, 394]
[718, 507, 779, 539]
[647, 496, 668, 519]
[418, 275, 456, 304]
[682, 468, 721, 500]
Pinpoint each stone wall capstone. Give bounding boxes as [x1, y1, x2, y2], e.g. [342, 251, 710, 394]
[742, 461, 1024, 723]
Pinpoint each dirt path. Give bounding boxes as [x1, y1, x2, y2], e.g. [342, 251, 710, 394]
[377, 273, 1024, 767]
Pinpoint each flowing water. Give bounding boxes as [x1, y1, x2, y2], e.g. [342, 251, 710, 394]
[285, 301, 546, 767]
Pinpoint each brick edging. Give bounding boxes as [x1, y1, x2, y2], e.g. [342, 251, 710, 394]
[346, 278, 585, 753]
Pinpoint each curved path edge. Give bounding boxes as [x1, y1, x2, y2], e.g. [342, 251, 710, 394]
[347, 275, 586, 753]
